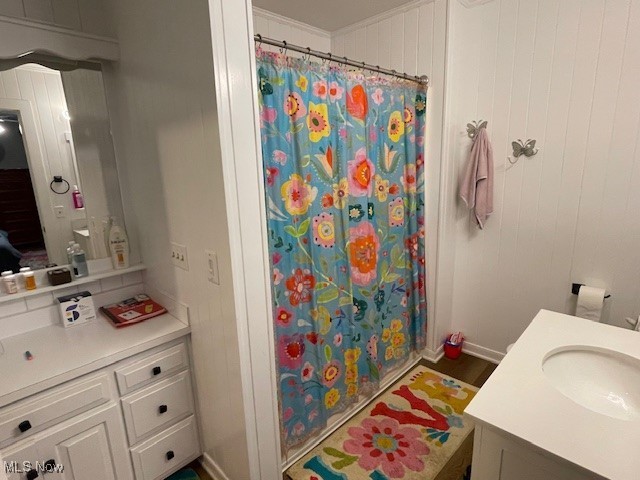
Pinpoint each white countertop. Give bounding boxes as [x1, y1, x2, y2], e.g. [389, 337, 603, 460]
[465, 310, 640, 480]
[0, 313, 190, 408]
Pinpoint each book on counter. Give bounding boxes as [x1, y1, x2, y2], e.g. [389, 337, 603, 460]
[100, 293, 167, 328]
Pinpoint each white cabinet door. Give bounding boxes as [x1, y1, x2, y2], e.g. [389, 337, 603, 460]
[35, 403, 133, 480]
[471, 425, 598, 480]
[0, 439, 39, 480]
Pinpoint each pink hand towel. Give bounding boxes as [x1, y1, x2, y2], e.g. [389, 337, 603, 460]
[459, 128, 494, 229]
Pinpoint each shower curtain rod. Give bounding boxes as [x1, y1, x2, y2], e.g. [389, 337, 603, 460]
[254, 34, 429, 87]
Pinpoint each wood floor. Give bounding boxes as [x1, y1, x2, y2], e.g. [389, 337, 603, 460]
[187, 353, 497, 480]
[421, 352, 498, 389]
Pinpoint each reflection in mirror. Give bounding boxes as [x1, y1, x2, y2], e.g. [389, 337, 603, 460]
[0, 111, 46, 271]
[0, 60, 126, 271]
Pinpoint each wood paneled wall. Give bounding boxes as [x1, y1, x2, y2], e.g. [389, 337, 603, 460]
[446, 0, 640, 357]
[0, 0, 114, 37]
[253, 7, 332, 54]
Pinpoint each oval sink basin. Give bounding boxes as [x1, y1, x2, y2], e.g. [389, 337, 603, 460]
[542, 347, 640, 421]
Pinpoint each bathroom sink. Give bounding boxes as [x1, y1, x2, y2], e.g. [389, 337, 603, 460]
[542, 347, 640, 421]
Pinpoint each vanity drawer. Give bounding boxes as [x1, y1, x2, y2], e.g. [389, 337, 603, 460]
[0, 373, 112, 447]
[130, 415, 200, 480]
[115, 342, 189, 395]
[121, 370, 194, 445]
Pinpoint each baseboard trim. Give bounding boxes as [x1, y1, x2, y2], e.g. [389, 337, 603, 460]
[422, 344, 444, 363]
[462, 341, 504, 364]
[200, 453, 231, 480]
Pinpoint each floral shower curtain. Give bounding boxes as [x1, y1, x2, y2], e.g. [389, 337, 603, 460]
[257, 49, 427, 451]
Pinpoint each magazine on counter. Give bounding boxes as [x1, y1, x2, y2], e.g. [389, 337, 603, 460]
[100, 293, 167, 328]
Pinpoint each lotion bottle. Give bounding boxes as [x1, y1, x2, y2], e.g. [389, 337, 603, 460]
[108, 218, 130, 269]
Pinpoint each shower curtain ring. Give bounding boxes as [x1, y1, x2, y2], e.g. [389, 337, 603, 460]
[306, 47, 311, 61]
[280, 40, 287, 54]
[327, 53, 332, 66]
[256, 34, 262, 49]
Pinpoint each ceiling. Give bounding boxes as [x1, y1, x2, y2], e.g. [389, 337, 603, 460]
[252, 0, 418, 31]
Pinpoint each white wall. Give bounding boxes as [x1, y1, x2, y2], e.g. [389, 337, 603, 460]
[102, 1, 250, 478]
[443, 0, 640, 359]
[0, 64, 83, 265]
[253, 7, 331, 53]
[331, 0, 448, 352]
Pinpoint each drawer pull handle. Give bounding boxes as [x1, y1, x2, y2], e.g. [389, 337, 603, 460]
[159, 404, 168, 414]
[26, 470, 39, 480]
[166, 450, 175, 461]
[152, 366, 162, 376]
[18, 420, 32, 433]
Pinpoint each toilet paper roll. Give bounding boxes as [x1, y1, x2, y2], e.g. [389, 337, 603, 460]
[575, 285, 606, 322]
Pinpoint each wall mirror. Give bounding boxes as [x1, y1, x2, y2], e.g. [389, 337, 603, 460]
[0, 55, 125, 271]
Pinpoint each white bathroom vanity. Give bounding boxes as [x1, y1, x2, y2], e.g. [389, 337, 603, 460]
[466, 310, 640, 480]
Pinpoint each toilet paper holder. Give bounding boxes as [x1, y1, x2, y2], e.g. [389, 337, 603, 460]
[571, 283, 611, 299]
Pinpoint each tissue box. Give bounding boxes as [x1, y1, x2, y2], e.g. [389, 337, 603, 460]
[57, 291, 96, 328]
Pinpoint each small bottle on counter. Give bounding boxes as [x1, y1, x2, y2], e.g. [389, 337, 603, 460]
[18, 267, 31, 289]
[72, 246, 89, 278]
[66, 240, 75, 264]
[3, 274, 18, 294]
[1, 270, 13, 294]
[24, 271, 36, 290]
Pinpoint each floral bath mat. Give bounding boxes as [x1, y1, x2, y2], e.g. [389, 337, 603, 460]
[286, 365, 478, 480]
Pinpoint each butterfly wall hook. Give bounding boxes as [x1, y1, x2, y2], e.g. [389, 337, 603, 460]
[466, 120, 488, 140]
[511, 139, 538, 160]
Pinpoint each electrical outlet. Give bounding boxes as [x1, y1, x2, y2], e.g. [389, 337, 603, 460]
[171, 243, 189, 270]
[54, 205, 65, 218]
[205, 250, 219, 285]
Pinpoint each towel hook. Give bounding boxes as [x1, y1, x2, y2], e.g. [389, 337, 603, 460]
[467, 120, 488, 140]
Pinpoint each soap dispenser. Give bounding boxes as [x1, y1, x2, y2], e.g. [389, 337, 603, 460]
[72, 185, 84, 209]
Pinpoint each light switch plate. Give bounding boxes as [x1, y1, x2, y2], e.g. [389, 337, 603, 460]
[171, 242, 189, 270]
[54, 205, 65, 218]
[205, 250, 219, 285]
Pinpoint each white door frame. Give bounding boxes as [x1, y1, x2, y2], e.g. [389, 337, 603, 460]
[206, 1, 282, 479]
[204, 1, 451, 477]
[0, 98, 56, 261]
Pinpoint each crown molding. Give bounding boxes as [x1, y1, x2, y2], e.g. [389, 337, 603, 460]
[0, 15, 118, 61]
[252, 7, 331, 38]
[331, 0, 435, 36]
